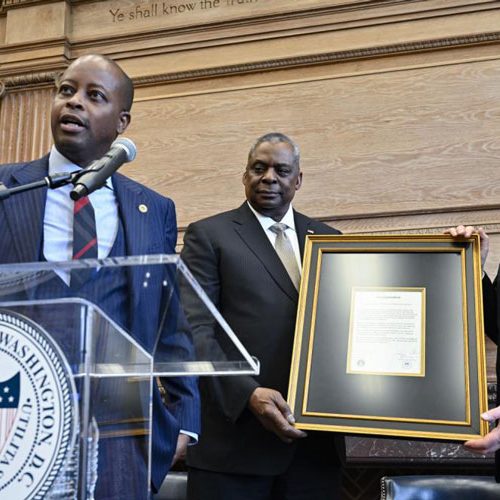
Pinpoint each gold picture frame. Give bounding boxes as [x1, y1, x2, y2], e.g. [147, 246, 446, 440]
[287, 235, 488, 440]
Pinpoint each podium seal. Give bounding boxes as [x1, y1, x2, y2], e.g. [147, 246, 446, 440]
[0, 309, 77, 499]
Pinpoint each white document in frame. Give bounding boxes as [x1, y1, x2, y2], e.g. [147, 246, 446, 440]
[347, 287, 425, 376]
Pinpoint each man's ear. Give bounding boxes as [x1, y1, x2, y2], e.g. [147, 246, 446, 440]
[295, 171, 303, 191]
[117, 111, 131, 134]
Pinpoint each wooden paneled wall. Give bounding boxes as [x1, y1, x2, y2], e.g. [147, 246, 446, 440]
[2, 0, 500, 376]
[0, 85, 53, 162]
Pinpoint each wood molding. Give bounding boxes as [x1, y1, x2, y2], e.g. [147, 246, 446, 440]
[0, 71, 57, 95]
[2, 0, 494, 20]
[1, 0, 57, 10]
[132, 31, 500, 87]
[64, 0, 500, 20]
[315, 202, 500, 224]
[0, 37, 69, 79]
[66, 0, 500, 49]
[3, 1, 499, 61]
[3, 29, 500, 93]
[178, 206, 500, 235]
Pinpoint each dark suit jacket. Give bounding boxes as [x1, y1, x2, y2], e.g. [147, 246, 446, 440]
[482, 270, 500, 480]
[182, 202, 343, 475]
[0, 156, 200, 491]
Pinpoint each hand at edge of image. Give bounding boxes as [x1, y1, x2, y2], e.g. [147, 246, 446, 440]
[444, 225, 489, 269]
[464, 405, 500, 455]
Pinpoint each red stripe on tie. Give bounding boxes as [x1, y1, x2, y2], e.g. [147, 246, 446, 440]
[74, 197, 90, 214]
[73, 238, 97, 260]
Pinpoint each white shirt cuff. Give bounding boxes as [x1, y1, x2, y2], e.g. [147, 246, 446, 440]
[179, 430, 198, 444]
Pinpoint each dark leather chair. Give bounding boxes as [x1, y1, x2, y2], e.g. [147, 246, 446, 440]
[154, 471, 188, 500]
[380, 475, 500, 500]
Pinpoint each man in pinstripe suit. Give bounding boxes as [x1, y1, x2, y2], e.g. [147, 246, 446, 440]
[0, 54, 199, 498]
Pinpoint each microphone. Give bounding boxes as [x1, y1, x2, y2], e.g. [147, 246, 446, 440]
[70, 137, 137, 201]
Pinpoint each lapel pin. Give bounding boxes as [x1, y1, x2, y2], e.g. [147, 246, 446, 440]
[307, 229, 315, 234]
[138, 204, 148, 214]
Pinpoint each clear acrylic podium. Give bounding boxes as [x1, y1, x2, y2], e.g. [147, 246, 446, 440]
[0, 255, 258, 499]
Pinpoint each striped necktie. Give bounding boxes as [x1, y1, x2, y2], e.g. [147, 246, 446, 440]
[71, 196, 97, 287]
[269, 222, 301, 290]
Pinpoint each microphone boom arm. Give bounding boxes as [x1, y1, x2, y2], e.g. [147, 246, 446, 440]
[0, 171, 76, 201]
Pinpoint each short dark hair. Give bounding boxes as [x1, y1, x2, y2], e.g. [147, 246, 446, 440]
[247, 132, 300, 168]
[102, 55, 134, 112]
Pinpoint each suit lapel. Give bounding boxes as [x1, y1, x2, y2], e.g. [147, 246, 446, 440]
[113, 173, 157, 257]
[233, 203, 297, 301]
[294, 210, 314, 259]
[1, 157, 49, 262]
[113, 174, 163, 349]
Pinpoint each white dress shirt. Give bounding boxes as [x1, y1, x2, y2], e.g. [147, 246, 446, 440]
[246, 201, 302, 274]
[44, 145, 118, 267]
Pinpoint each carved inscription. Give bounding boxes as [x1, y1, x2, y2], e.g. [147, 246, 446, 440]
[109, 0, 259, 22]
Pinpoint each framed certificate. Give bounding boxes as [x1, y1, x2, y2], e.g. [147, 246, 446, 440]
[287, 235, 488, 440]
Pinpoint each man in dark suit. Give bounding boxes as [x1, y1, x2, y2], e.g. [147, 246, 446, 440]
[182, 132, 343, 499]
[0, 54, 199, 498]
[446, 225, 500, 477]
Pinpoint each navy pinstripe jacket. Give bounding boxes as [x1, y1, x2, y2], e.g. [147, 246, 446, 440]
[0, 155, 200, 492]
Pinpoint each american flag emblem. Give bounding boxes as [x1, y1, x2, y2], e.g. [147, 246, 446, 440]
[0, 372, 20, 454]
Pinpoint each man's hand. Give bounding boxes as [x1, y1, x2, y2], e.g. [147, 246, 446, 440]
[248, 387, 307, 443]
[445, 225, 489, 268]
[171, 433, 190, 466]
[464, 406, 500, 454]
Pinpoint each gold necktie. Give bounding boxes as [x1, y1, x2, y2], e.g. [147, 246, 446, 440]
[269, 222, 300, 290]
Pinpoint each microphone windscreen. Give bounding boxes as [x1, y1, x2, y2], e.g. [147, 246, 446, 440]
[113, 137, 137, 162]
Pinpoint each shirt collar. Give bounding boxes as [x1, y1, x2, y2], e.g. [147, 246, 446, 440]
[246, 201, 296, 232]
[48, 145, 114, 190]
